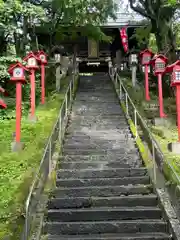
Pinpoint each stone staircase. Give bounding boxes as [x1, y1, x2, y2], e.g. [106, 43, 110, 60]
[44, 73, 172, 239]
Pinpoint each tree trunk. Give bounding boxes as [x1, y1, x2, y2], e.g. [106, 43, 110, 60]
[152, 18, 176, 63]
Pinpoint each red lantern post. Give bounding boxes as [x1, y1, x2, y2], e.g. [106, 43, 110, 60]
[150, 54, 168, 118]
[0, 99, 7, 109]
[8, 62, 28, 151]
[140, 49, 154, 101]
[166, 60, 180, 153]
[0, 87, 8, 109]
[23, 52, 39, 122]
[36, 50, 48, 104]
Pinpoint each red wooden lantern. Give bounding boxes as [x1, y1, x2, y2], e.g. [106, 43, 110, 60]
[139, 49, 154, 101]
[150, 54, 168, 118]
[0, 86, 8, 109]
[36, 50, 48, 65]
[36, 50, 48, 104]
[8, 62, 28, 151]
[23, 52, 39, 121]
[23, 52, 40, 70]
[140, 49, 154, 65]
[0, 87, 8, 96]
[150, 54, 168, 76]
[0, 98, 7, 109]
[8, 62, 27, 83]
[166, 60, 180, 86]
[166, 60, 180, 142]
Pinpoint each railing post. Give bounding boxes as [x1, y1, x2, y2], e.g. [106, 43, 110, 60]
[134, 109, 138, 138]
[115, 69, 118, 86]
[152, 140, 157, 184]
[65, 95, 67, 118]
[125, 92, 129, 116]
[59, 114, 62, 144]
[24, 213, 28, 240]
[119, 79, 122, 100]
[49, 140, 52, 175]
[70, 83, 72, 104]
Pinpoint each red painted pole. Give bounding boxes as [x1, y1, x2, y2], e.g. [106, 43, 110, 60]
[15, 82, 22, 143]
[41, 64, 45, 104]
[176, 85, 180, 142]
[30, 69, 36, 118]
[145, 64, 150, 101]
[158, 74, 166, 118]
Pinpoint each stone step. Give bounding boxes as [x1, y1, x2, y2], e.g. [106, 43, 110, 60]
[44, 219, 167, 235]
[52, 185, 153, 198]
[72, 110, 123, 115]
[63, 138, 135, 145]
[75, 95, 117, 99]
[65, 128, 133, 138]
[67, 121, 129, 127]
[47, 194, 158, 209]
[63, 144, 136, 152]
[46, 232, 171, 240]
[56, 176, 150, 188]
[76, 89, 115, 93]
[66, 126, 131, 132]
[70, 115, 126, 120]
[72, 104, 121, 109]
[60, 154, 142, 163]
[71, 113, 125, 118]
[59, 161, 134, 169]
[57, 168, 147, 179]
[62, 148, 139, 156]
[47, 206, 162, 222]
[78, 86, 113, 89]
[75, 98, 119, 103]
[68, 117, 127, 122]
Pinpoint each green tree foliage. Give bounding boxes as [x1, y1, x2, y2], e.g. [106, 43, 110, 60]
[128, 0, 179, 62]
[0, 0, 116, 87]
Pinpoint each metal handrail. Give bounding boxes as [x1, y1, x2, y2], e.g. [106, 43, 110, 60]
[109, 66, 180, 185]
[23, 69, 77, 240]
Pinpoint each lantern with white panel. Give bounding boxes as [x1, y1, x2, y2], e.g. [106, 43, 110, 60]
[140, 49, 153, 66]
[130, 54, 138, 65]
[166, 60, 180, 152]
[129, 53, 138, 88]
[23, 52, 39, 122]
[8, 62, 27, 83]
[55, 53, 61, 63]
[173, 65, 180, 84]
[139, 49, 154, 101]
[37, 50, 47, 65]
[154, 56, 167, 75]
[8, 61, 28, 151]
[36, 50, 48, 104]
[23, 52, 40, 70]
[151, 54, 168, 119]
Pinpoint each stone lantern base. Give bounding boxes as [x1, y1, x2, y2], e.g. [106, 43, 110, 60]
[11, 141, 24, 152]
[168, 142, 180, 154]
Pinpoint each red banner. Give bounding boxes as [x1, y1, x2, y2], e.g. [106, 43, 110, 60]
[119, 26, 128, 53]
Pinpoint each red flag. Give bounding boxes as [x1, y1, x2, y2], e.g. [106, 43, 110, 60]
[119, 26, 129, 53]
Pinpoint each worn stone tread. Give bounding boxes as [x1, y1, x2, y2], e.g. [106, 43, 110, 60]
[58, 162, 138, 169]
[56, 176, 150, 187]
[47, 206, 162, 222]
[57, 168, 147, 179]
[47, 232, 171, 240]
[47, 194, 158, 209]
[45, 220, 167, 235]
[59, 155, 142, 163]
[52, 184, 153, 198]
